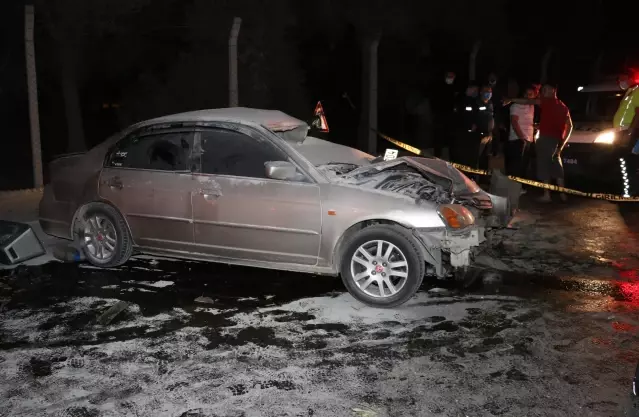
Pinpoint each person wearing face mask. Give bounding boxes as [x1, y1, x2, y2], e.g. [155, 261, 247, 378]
[613, 75, 639, 153]
[505, 86, 536, 182]
[451, 83, 479, 167]
[475, 85, 495, 170]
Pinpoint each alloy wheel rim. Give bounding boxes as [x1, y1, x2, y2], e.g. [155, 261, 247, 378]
[350, 240, 409, 298]
[83, 215, 117, 262]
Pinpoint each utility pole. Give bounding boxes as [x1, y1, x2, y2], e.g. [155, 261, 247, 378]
[367, 34, 381, 155]
[540, 47, 553, 85]
[228, 17, 242, 107]
[469, 40, 482, 82]
[25, 5, 43, 188]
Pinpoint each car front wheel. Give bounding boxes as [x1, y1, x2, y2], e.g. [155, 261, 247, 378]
[340, 224, 425, 308]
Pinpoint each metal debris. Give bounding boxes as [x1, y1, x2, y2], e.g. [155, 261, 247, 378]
[97, 301, 130, 325]
[194, 296, 216, 305]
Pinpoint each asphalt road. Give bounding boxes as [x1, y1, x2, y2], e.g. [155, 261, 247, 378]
[0, 194, 639, 416]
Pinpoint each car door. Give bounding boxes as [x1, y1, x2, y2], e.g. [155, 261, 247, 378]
[99, 128, 197, 252]
[191, 125, 322, 265]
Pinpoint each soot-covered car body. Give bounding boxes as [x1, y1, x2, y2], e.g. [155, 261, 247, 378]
[39, 108, 510, 307]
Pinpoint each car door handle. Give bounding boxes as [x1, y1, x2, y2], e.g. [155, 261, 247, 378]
[203, 193, 219, 201]
[199, 190, 221, 200]
[106, 177, 123, 190]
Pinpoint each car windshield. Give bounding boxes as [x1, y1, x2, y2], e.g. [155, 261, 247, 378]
[569, 91, 624, 122]
[289, 136, 374, 170]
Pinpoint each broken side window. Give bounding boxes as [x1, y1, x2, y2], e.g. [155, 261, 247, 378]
[200, 128, 288, 179]
[107, 131, 193, 171]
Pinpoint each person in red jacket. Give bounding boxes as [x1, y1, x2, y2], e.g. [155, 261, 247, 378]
[508, 84, 573, 202]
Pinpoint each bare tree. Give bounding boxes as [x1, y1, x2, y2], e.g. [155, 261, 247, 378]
[36, 0, 151, 152]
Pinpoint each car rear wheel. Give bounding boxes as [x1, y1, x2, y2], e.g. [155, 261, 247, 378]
[340, 224, 425, 308]
[78, 203, 133, 268]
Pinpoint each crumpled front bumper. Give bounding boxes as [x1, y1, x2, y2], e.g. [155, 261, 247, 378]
[414, 226, 486, 278]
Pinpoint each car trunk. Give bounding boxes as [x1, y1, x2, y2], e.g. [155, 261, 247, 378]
[47, 136, 117, 202]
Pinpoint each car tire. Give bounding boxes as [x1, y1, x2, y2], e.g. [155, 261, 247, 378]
[77, 203, 133, 268]
[340, 224, 425, 308]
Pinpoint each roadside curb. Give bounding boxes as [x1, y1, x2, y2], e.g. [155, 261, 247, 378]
[0, 188, 44, 199]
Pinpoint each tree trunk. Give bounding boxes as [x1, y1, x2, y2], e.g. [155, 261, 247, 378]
[228, 17, 241, 107]
[24, 5, 43, 188]
[59, 44, 86, 152]
[357, 32, 381, 155]
[540, 47, 553, 85]
[469, 40, 481, 82]
[358, 36, 370, 152]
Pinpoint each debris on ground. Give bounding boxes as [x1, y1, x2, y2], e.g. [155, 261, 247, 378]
[427, 287, 453, 297]
[52, 242, 85, 263]
[352, 407, 377, 417]
[194, 296, 216, 305]
[96, 300, 130, 325]
[474, 254, 512, 272]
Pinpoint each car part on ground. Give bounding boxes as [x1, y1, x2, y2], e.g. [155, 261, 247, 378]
[0, 220, 45, 265]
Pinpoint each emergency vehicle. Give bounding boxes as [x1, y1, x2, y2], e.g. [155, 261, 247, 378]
[561, 72, 639, 196]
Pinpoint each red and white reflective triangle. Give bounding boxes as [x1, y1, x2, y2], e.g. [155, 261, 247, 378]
[314, 101, 330, 133]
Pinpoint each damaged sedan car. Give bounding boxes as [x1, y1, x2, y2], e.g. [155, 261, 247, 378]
[40, 108, 511, 307]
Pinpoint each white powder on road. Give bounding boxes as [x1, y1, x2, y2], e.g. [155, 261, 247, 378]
[123, 280, 175, 288]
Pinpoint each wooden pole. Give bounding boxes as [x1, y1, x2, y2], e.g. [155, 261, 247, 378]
[469, 40, 482, 82]
[25, 5, 43, 188]
[367, 35, 380, 155]
[540, 47, 553, 84]
[228, 17, 242, 107]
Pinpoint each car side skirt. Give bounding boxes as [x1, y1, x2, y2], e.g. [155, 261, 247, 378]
[135, 246, 339, 276]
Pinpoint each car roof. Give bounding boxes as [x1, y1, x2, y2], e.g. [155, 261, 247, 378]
[141, 107, 308, 132]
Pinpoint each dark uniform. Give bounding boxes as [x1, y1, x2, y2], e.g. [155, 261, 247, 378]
[451, 95, 479, 167]
[433, 83, 458, 158]
[475, 99, 494, 170]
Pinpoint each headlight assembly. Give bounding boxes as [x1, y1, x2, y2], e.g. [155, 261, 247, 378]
[437, 204, 475, 230]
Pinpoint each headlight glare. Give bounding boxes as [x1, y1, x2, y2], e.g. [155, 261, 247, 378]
[594, 131, 615, 144]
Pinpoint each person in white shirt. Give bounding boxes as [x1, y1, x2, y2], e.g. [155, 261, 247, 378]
[505, 86, 536, 178]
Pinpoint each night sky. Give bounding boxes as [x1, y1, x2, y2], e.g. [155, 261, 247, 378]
[0, 0, 636, 190]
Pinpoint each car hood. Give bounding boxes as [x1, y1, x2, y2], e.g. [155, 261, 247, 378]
[569, 121, 613, 144]
[319, 156, 479, 195]
[317, 156, 511, 227]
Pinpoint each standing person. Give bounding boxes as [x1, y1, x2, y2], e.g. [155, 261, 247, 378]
[405, 88, 433, 152]
[505, 86, 536, 179]
[509, 84, 573, 202]
[451, 84, 479, 167]
[613, 75, 639, 153]
[432, 71, 459, 159]
[500, 78, 520, 151]
[475, 85, 495, 170]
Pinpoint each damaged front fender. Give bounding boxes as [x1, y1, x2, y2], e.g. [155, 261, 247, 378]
[413, 226, 486, 278]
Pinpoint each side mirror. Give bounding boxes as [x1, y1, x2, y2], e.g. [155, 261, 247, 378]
[265, 161, 300, 181]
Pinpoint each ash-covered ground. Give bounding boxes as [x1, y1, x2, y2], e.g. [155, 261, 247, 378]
[1, 193, 638, 417]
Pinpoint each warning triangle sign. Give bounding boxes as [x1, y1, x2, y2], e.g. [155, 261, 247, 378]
[312, 101, 330, 133]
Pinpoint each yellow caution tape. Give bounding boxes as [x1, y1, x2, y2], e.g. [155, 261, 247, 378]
[377, 131, 639, 202]
[377, 132, 423, 155]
